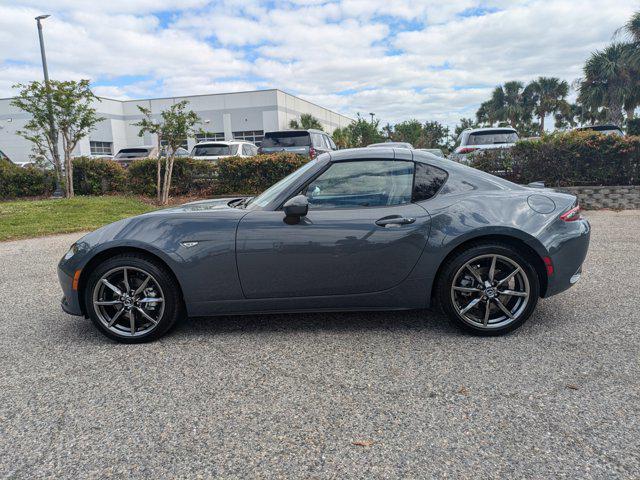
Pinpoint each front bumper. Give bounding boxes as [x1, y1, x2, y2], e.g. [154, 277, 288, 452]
[58, 265, 83, 316]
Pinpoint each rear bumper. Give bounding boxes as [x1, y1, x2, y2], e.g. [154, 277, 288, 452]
[543, 218, 591, 297]
[58, 266, 83, 316]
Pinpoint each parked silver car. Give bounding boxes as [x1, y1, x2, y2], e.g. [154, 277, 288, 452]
[368, 142, 414, 149]
[259, 129, 336, 159]
[451, 127, 519, 164]
[574, 124, 624, 136]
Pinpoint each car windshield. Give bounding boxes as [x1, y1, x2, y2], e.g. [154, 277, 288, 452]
[191, 144, 233, 156]
[114, 148, 150, 158]
[262, 132, 311, 147]
[247, 159, 318, 208]
[578, 126, 623, 136]
[467, 131, 518, 145]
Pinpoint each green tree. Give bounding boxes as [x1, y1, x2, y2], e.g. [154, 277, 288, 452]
[454, 118, 477, 137]
[391, 119, 423, 146]
[344, 113, 384, 147]
[289, 113, 323, 131]
[331, 126, 352, 149]
[421, 121, 451, 150]
[476, 81, 534, 130]
[527, 77, 570, 133]
[12, 79, 103, 197]
[578, 43, 633, 126]
[135, 100, 200, 205]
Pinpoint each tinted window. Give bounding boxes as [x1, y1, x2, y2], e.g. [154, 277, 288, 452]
[412, 163, 448, 201]
[467, 130, 518, 145]
[114, 148, 150, 159]
[191, 144, 231, 156]
[305, 160, 414, 209]
[262, 131, 311, 147]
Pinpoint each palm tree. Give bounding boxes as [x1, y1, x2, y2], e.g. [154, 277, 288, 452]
[289, 113, 323, 131]
[578, 43, 632, 126]
[527, 77, 570, 133]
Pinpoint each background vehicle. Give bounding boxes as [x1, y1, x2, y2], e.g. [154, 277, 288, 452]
[190, 141, 257, 161]
[451, 127, 519, 164]
[259, 129, 335, 158]
[59, 148, 589, 343]
[574, 124, 624, 136]
[368, 142, 414, 149]
[418, 148, 445, 158]
[113, 146, 158, 167]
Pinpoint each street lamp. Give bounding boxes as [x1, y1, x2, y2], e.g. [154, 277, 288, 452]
[35, 14, 63, 197]
[369, 112, 375, 124]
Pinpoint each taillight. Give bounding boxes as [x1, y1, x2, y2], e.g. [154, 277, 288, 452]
[458, 147, 478, 154]
[309, 146, 317, 159]
[560, 205, 582, 222]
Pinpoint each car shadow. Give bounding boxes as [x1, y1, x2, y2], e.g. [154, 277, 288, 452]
[171, 308, 460, 339]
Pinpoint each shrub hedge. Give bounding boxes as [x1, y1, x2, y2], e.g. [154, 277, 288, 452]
[128, 157, 218, 196]
[215, 152, 307, 194]
[471, 131, 640, 186]
[0, 160, 54, 199]
[73, 157, 128, 195]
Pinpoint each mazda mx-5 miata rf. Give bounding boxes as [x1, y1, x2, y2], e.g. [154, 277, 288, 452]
[58, 148, 590, 343]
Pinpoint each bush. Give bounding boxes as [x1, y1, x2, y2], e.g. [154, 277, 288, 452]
[0, 161, 54, 199]
[627, 118, 640, 137]
[214, 153, 307, 195]
[72, 157, 127, 195]
[471, 131, 640, 186]
[128, 157, 218, 196]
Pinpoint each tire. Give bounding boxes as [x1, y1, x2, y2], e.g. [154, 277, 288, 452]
[436, 242, 540, 336]
[84, 253, 183, 343]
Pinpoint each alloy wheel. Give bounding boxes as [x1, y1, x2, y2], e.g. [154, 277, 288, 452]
[92, 266, 165, 337]
[450, 254, 530, 330]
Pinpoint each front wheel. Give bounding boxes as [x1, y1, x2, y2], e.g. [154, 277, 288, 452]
[437, 243, 540, 335]
[84, 253, 183, 343]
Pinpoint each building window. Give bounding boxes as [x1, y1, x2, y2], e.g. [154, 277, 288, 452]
[160, 138, 188, 150]
[232, 130, 264, 146]
[89, 141, 113, 156]
[195, 132, 225, 142]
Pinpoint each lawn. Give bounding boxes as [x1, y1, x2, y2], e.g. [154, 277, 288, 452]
[0, 196, 158, 241]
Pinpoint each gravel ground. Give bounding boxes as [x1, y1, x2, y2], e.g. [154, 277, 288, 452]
[0, 210, 638, 479]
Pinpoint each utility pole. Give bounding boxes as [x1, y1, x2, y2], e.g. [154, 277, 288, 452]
[369, 112, 375, 124]
[35, 14, 63, 198]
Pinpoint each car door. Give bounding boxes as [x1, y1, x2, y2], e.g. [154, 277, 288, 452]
[236, 159, 431, 299]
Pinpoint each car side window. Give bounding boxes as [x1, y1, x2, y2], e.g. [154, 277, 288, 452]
[327, 136, 337, 150]
[412, 163, 448, 201]
[242, 144, 251, 155]
[230, 144, 239, 155]
[305, 160, 414, 209]
[311, 133, 325, 149]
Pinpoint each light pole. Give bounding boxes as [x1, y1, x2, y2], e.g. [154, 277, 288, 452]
[35, 14, 63, 197]
[369, 112, 375, 124]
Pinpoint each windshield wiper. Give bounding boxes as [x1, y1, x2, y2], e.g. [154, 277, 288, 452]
[230, 196, 254, 208]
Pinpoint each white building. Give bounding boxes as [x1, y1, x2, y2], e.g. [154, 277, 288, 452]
[0, 89, 352, 163]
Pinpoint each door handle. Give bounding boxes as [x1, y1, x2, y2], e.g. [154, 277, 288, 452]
[375, 216, 416, 227]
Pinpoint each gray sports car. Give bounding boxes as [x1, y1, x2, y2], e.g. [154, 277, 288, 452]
[58, 148, 590, 343]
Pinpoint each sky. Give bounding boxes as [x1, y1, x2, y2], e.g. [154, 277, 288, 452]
[0, 0, 638, 128]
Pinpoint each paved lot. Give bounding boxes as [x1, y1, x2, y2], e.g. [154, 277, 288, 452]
[0, 210, 638, 479]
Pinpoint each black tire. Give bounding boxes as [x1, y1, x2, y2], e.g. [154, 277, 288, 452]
[84, 253, 183, 343]
[436, 242, 540, 336]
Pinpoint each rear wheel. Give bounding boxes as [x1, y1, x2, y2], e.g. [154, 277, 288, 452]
[437, 243, 540, 335]
[84, 254, 183, 343]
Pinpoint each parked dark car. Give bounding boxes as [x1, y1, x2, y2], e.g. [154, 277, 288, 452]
[58, 147, 590, 343]
[574, 124, 624, 136]
[259, 129, 336, 158]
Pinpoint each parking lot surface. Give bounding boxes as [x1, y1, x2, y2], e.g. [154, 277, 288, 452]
[0, 210, 638, 479]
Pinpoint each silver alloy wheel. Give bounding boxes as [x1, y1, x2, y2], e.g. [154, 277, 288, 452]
[450, 254, 530, 330]
[92, 266, 165, 337]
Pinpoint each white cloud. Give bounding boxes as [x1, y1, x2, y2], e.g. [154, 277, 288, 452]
[1, 0, 638, 127]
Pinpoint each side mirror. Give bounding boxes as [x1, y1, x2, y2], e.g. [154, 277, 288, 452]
[283, 194, 309, 218]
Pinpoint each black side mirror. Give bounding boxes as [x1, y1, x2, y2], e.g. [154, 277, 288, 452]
[283, 194, 309, 218]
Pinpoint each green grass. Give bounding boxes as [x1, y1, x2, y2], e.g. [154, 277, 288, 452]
[0, 196, 158, 242]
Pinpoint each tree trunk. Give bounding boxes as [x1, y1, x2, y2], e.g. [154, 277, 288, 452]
[65, 149, 74, 198]
[162, 155, 176, 205]
[156, 157, 162, 204]
[607, 99, 624, 126]
[539, 112, 545, 134]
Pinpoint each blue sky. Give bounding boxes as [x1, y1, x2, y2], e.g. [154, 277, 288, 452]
[0, 0, 637, 127]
